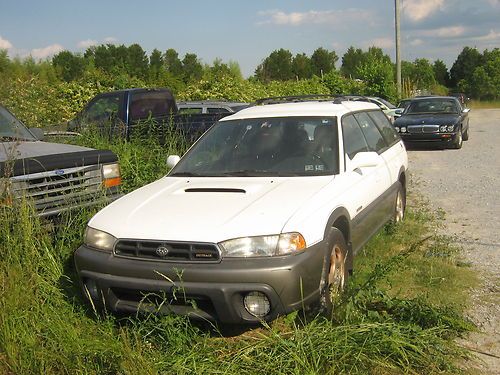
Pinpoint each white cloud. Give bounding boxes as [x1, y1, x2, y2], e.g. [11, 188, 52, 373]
[366, 37, 394, 49]
[31, 44, 64, 59]
[403, 0, 444, 22]
[0, 35, 13, 50]
[474, 29, 500, 41]
[410, 38, 424, 46]
[418, 26, 467, 38]
[77, 39, 98, 49]
[103, 36, 117, 43]
[258, 9, 372, 27]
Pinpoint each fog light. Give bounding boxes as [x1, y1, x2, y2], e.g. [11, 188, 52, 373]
[243, 291, 271, 317]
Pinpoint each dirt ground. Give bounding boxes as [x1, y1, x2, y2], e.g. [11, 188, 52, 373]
[406, 109, 500, 373]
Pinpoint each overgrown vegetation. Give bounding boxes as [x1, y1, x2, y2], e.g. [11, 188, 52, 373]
[0, 127, 478, 374]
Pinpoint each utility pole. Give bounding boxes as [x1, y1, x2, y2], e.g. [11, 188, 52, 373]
[395, 0, 402, 98]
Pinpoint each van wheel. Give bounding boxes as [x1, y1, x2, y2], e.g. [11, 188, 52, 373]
[316, 229, 349, 317]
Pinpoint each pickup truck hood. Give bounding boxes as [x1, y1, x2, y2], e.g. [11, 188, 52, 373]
[394, 114, 460, 126]
[89, 176, 333, 244]
[0, 140, 91, 162]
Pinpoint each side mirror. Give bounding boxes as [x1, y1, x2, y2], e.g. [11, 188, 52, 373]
[395, 108, 403, 115]
[167, 155, 181, 169]
[350, 151, 381, 172]
[29, 128, 44, 141]
[462, 108, 470, 113]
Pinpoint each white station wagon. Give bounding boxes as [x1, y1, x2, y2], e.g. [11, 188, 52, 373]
[75, 96, 408, 324]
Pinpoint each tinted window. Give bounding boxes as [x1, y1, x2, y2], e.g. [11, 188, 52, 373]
[178, 107, 203, 115]
[368, 110, 400, 146]
[84, 95, 120, 122]
[129, 91, 176, 121]
[207, 107, 231, 114]
[342, 115, 369, 159]
[353, 112, 387, 153]
[407, 98, 459, 114]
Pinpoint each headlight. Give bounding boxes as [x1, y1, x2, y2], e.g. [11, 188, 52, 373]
[440, 125, 447, 132]
[220, 232, 306, 257]
[84, 226, 117, 252]
[447, 125, 455, 132]
[395, 126, 400, 132]
[101, 163, 121, 188]
[400, 127, 407, 133]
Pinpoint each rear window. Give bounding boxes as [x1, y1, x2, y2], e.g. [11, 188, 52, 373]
[129, 91, 176, 121]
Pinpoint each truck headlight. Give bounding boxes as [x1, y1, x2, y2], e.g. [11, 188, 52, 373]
[220, 232, 306, 257]
[84, 226, 117, 252]
[101, 163, 121, 188]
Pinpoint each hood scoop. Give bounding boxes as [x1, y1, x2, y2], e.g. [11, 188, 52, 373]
[184, 188, 246, 193]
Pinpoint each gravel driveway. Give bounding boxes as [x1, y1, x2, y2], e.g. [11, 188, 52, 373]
[407, 108, 500, 373]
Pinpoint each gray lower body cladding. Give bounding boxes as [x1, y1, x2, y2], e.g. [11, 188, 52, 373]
[74, 240, 326, 324]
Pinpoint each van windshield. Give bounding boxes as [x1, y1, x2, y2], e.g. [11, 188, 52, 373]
[170, 116, 339, 177]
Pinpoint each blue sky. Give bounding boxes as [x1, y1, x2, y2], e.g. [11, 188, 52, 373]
[1, 0, 499, 77]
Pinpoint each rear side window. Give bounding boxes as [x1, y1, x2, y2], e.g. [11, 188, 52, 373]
[368, 110, 400, 146]
[341, 115, 369, 159]
[129, 91, 176, 121]
[207, 107, 231, 114]
[84, 95, 121, 122]
[353, 112, 388, 153]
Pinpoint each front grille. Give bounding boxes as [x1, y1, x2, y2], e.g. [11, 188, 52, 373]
[407, 125, 439, 133]
[10, 165, 103, 214]
[114, 240, 221, 262]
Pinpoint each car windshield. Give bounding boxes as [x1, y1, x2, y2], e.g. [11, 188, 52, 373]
[406, 99, 459, 114]
[0, 106, 36, 141]
[170, 116, 339, 177]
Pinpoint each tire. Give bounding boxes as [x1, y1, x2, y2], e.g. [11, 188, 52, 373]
[452, 127, 463, 149]
[462, 128, 469, 141]
[315, 229, 349, 317]
[393, 182, 406, 223]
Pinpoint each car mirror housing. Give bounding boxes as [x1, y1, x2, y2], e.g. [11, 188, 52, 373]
[350, 151, 381, 171]
[462, 108, 471, 113]
[167, 155, 180, 169]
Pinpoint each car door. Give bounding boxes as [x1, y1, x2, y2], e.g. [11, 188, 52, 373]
[341, 114, 391, 252]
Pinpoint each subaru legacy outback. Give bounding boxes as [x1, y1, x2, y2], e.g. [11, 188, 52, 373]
[74, 96, 408, 324]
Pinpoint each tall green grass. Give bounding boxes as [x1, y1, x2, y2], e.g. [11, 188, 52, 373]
[0, 130, 477, 374]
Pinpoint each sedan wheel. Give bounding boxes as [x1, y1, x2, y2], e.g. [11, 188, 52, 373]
[453, 128, 463, 149]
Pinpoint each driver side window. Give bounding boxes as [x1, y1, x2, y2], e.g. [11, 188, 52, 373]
[82, 95, 121, 123]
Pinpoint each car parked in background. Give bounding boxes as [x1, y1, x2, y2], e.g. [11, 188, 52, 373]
[177, 101, 250, 115]
[393, 96, 470, 149]
[74, 95, 408, 324]
[0, 104, 122, 217]
[346, 96, 398, 122]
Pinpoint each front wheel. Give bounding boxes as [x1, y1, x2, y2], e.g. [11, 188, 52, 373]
[452, 127, 463, 149]
[315, 229, 349, 317]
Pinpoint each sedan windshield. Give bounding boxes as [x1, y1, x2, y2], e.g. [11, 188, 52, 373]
[0, 106, 36, 141]
[170, 116, 339, 177]
[406, 99, 459, 114]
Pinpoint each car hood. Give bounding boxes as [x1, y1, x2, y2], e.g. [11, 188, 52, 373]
[394, 113, 460, 126]
[89, 176, 333, 243]
[0, 140, 92, 162]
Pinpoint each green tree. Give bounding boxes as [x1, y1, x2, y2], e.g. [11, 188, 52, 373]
[255, 48, 293, 82]
[52, 51, 85, 82]
[433, 59, 449, 86]
[449, 46, 483, 88]
[292, 53, 313, 79]
[311, 47, 338, 77]
[182, 53, 203, 83]
[412, 58, 436, 89]
[341, 46, 364, 78]
[163, 48, 183, 78]
[149, 48, 163, 80]
[127, 43, 149, 79]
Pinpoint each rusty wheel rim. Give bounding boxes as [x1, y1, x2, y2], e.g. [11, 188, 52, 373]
[395, 190, 404, 222]
[328, 245, 345, 301]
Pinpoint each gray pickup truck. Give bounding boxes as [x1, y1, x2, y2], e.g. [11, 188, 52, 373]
[1, 104, 122, 217]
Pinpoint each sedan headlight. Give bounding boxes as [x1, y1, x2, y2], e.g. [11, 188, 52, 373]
[447, 125, 455, 132]
[101, 163, 121, 188]
[84, 226, 117, 252]
[395, 126, 400, 132]
[400, 127, 407, 133]
[220, 232, 306, 257]
[440, 125, 447, 132]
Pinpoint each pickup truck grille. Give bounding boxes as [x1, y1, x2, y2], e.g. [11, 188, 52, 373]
[114, 240, 221, 263]
[10, 165, 103, 215]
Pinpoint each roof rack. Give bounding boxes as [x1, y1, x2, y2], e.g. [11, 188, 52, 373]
[254, 94, 374, 106]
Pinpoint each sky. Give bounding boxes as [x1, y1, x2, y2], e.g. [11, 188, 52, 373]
[1, 0, 499, 77]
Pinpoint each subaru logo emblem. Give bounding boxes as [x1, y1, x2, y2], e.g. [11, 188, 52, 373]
[156, 246, 170, 257]
[54, 169, 65, 175]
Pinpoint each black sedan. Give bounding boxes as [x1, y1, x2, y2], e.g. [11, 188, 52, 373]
[393, 96, 470, 149]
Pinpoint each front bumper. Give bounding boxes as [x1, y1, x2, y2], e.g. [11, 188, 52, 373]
[399, 132, 458, 145]
[74, 240, 326, 324]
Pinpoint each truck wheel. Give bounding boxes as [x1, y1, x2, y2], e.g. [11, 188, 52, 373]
[316, 229, 349, 317]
